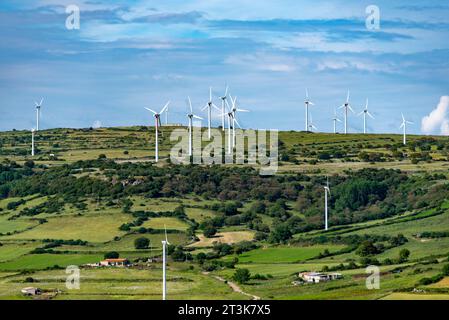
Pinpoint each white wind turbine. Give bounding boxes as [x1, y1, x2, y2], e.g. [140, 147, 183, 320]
[145, 101, 170, 163]
[31, 128, 36, 157]
[304, 89, 315, 132]
[35, 98, 44, 131]
[332, 108, 342, 134]
[219, 85, 229, 131]
[229, 95, 249, 147]
[358, 99, 374, 134]
[338, 91, 355, 134]
[162, 225, 170, 301]
[400, 113, 413, 145]
[202, 87, 220, 139]
[165, 104, 169, 125]
[308, 113, 317, 132]
[221, 103, 235, 154]
[324, 178, 331, 231]
[187, 97, 203, 156]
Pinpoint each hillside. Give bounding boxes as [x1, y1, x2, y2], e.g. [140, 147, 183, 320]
[0, 127, 449, 300]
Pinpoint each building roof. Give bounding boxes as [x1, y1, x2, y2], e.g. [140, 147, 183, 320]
[102, 258, 128, 263]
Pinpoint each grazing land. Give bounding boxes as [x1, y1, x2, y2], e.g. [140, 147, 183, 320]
[0, 126, 449, 300]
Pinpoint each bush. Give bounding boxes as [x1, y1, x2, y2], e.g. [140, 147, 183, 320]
[104, 251, 119, 259]
[203, 225, 217, 238]
[134, 237, 150, 250]
[233, 268, 251, 284]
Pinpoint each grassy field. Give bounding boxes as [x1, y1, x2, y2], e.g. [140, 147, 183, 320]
[1, 127, 449, 300]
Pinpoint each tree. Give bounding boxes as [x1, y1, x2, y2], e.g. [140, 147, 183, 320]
[268, 224, 292, 244]
[356, 241, 380, 257]
[104, 251, 119, 259]
[203, 225, 217, 238]
[442, 264, 449, 276]
[233, 268, 251, 284]
[134, 237, 150, 250]
[398, 249, 410, 263]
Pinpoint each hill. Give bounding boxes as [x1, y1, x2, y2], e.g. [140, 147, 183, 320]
[0, 126, 448, 300]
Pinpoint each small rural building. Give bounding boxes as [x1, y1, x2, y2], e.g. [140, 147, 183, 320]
[100, 258, 130, 267]
[299, 272, 342, 283]
[21, 287, 42, 296]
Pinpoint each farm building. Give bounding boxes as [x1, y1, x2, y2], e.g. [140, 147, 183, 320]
[299, 272, 342, 283]
[100, 258, 131, 267]
[21, 287, 42, 296]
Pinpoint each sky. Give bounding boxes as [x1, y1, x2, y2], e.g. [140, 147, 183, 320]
[0, 0, 448, 135]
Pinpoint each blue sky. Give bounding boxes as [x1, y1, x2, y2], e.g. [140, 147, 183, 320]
[0, 0, 448, 134]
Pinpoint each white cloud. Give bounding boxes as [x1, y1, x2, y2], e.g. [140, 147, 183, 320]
[421, 96, 449, 135]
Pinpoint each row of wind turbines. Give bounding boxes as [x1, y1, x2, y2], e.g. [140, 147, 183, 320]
[304, 89, 413, 144]
[29, 87, 414, 161]
[144, 86, 249, 162]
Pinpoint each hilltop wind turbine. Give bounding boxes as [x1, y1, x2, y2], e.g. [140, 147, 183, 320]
[162, 225, 170, 301]
[202, 87, 220, 139]
[358, 99, 374, 134]
[304, 89, 314, 131]
[35, 98, 43, 131]
[338, 91, 355, 134]
[308, 113, 317, 132]
[324, 178, 331, 231]
[229, 95, 249, 146]
[219, 85, 229, 131]
[187, 97, 203, 156]
[400, 113, 413, 145]
[221, 102, 235, 154]
[31, 128, 35, 157]
[145, 101, 170, 163]
[332, 108, 342, 134]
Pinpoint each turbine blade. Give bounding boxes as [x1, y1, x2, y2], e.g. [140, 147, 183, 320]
[212, 104, 221, 111]
[305, 88, 309, 99]
[145, 107, 158, 115]
[202, 104, 209, 111]
[193, 115, 203, 120]
[39, 98, 44, 105]
[346, 90, 350, 103]
[234, 117, 241, 129]
[367, 112, 375, 119]
[236, 108, 250, 112]
[209, 87, 212, 102]
[187, 96, 193, 113]
[160, 101, 170, 114]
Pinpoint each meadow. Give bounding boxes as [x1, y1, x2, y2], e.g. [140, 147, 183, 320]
[0, 126, 449, 300]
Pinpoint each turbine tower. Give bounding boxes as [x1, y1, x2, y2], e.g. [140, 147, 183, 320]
[187, 97, 203, 156]
[358, 99, 374, 134]
[35, 98, 43, 131]
[308, 113, 317, 132]
[304, 89, 314, 131]
[202, 87, 220, 139]
[400, 113, 413, 145]
[31, 128, 35, 157]
[332, 108, 342, 134]
[338, 91, 354, 134]
[219, 85, 229, 131]
[145, 101, 169, 163]
[229, 95, 249, 147]
[324, 178, 331, 231]
[165, 104, 169, 125]
[221, 103, 235, 154]
[162, 225, 170, 301]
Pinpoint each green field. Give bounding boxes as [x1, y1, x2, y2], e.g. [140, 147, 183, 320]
[1, 127, 449, 300]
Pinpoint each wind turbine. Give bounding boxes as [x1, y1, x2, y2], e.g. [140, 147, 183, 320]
[229, 95, 249, 147]
[31, 128, 35, 157]
[332, 108, 342, 134]
[35, 98, 43, 131]
[162, 225, 170, 301]
[187, 97, 203, 156]
[338, 91, 355, 134]
[324, 178, 331, 231]
[400, 113, 413, 145]
[304, 89, 315, 131]
[145, 101, 170, 163]
[358, 99, 374, 134]
[219, 85, 229, 131]
[202, 87, 220, 139]
[221, 102, 235, 154]
[308, 113, 317, 132]
[165, 104, 169, 125]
